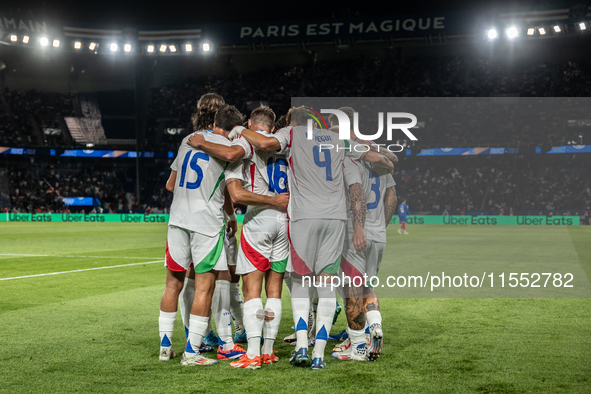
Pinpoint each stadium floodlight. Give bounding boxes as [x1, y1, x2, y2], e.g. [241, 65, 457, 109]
[202, 42, 211, 51]
[53, 39, 60, 48]
[169, 45, 177, 53]
[40, 37, 49, 46]
[538, 27, 546, 35]
[487, 29, 498, 40]
[527, 28, 535, 35]
[506, 27, 518, 39]
[110, 43, 118, 52]
[147, 45, 155, 53]
[89, 42, 97, 50]
[553, 25, 561, 33]
[22, 36, 30, 43]
[74, 41, 81, 49]
[10, 34, 17, 42]
[580, 22, 587, 31]
[185, 43, 193, 52]
[124, 44, 132, 52]
[159, 44, 167, 52]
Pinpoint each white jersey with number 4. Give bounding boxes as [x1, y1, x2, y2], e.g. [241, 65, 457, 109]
[169, 131, 242, 237]
[272, 125, 364, 222]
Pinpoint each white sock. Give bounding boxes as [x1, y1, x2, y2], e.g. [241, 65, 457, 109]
[284, 274, 293, 296]
[366, 310, 382, 329]
[243, 298, 264, 358]
[178, 277, 195, 338]
[212, 280, 234, 351]
[290, 279, 310, 351]
[187, 314, 208, 354]
[159, 311, 176, 347]
[309, 297, 318, 334]
[349, 328, 365, 348]
[313, 285, 336, 359]
[262, 298, 282, 356]
[229, 282, 244, 334]
[206, 315, 212, 334]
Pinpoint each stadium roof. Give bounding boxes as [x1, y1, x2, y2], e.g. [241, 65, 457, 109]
[4, 0, 578, 27]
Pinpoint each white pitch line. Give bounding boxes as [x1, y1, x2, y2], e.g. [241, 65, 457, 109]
[0, 259, 164, 281]
[0, 253, 161, 259]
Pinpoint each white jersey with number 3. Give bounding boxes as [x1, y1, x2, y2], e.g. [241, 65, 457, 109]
[343, 157, 396, 243]
[169, 131, 242, 236]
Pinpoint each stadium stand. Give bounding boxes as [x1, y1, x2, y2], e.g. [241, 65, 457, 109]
[1, 55, 590, 218]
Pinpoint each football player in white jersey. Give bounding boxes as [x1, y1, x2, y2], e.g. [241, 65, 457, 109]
[328, 108, 398, 362]
[188, 106, 290, 369]
[197, 104, 288, 362]
[160, 93, 224, 362]
[232, 106, 395, 370]
[158, 95, 248, 366]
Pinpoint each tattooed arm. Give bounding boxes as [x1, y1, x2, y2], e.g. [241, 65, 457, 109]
[383, 186, 397, 227]
[349, 183, 367, 252]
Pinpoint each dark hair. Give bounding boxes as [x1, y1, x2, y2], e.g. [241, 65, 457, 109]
[214, 104, 245, 132]
[191, 93, 225, 131]
[274, 114, 288, 132]
[250, 106, 276, 131]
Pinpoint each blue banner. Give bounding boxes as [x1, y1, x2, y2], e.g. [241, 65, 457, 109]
[416, 147, 520, 156]
[0, 147, 173, 158]
[0, 147, 40, 156]
[62, 197, 100, 206]
[546, 145, 591, 154]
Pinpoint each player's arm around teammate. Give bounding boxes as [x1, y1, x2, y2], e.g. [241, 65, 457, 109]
[187, 133, 245, 162]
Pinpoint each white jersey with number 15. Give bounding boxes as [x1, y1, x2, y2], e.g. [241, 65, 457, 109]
[169, 131, 242, 237]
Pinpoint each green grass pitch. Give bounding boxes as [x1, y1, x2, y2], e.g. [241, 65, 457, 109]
[0, 222, 590, 393]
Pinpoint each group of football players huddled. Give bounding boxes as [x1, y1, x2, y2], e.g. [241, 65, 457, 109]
[158, 93, 398, 370]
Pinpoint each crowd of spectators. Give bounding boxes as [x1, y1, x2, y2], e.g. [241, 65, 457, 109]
[0, 89, 74, 148]
[3, 155, 589, 216]
[2, 55, 591, 216]
[394, 157, 591, 214]
[147, 57, 591, 149]
[2, 57, 591, 149]
[6, 165, 135, 213]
